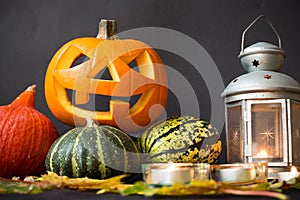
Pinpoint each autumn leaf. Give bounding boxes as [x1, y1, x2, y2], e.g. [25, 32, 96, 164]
[36, 172, 127, 190]
[0, 177, 50, 194]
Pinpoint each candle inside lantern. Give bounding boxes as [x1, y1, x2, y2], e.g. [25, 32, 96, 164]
[144, 163, 194, 185]
[278, 166, 300, 182]
[253, 149, 270, 163]
[256, 150, 268, 158]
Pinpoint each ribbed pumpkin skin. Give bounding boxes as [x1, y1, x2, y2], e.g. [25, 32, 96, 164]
[138, 116, 222, 164]
[0, 85, 59, 178]
[45, 124, 140, 179]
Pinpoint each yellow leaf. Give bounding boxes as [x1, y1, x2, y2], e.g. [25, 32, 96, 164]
[36, 172, 127, 190]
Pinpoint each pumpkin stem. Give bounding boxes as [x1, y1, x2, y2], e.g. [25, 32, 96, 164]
[26, 84, 37, 92]
[86, 118, 97, 128]
[96, 19, 119, 40]
[10, 84, 36, 107]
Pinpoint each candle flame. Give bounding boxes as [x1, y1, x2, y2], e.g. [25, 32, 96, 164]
[291, 166, 298, 173]
[257, 150, 268, 158]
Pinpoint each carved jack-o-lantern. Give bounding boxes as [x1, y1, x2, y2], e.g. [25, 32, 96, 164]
[44, 20, 168, 133]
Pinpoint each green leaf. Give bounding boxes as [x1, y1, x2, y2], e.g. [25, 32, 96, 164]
[121, 181, 149, 196]
[0, 179, 43, 194]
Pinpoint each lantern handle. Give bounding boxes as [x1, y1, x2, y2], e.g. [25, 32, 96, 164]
[241, 15, 282, 52]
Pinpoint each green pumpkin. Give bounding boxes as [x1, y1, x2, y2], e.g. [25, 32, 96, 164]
[45, 119, 140, 179]
[138, 116, 222, 163]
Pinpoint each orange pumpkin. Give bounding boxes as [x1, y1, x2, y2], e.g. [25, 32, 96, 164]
[0, 85, 59, 178]
[44, 20, 168, 133]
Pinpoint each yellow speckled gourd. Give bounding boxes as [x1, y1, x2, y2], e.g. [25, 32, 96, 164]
[138, 116, 222, 164]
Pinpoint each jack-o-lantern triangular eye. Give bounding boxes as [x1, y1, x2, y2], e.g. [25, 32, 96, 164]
[94, 67, 113, 80]
[70, 54, 90, 68]
[44, 20, 168, 133]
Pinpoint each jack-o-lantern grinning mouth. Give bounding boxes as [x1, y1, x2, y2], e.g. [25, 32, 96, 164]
[67, 57, 143, 112]
[67, 90, 143, 112]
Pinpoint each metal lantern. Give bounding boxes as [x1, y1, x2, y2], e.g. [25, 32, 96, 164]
[222, 15, 300, 179]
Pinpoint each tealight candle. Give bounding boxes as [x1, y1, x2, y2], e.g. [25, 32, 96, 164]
[278, 166, 300, 182]
[142, 163, 195, 185]
[219, 166, 256, 183]
[150, 166, 193, 185]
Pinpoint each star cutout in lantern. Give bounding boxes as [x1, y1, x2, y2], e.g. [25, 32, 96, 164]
[259, 126, 274, 142]
[293, 129, 300, 138]
[264, 74, 272, 79]
[252, 59, 260, 67]
[232, 129, 240, 143]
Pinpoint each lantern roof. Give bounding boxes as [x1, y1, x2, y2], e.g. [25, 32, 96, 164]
[239, 42, 285, 59]
[222, 71, 300, 103]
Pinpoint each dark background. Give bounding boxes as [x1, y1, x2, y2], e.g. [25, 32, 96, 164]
[1, 0, 300, 165]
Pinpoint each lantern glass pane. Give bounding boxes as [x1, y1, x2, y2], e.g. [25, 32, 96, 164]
[227, 105, 242, 163]
[292, 101, 300, 164]
[251, 103, 283, 162]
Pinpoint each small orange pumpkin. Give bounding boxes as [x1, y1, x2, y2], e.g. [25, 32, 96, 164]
[44, 20, 168, 133]
[0, 85, 59, 178]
